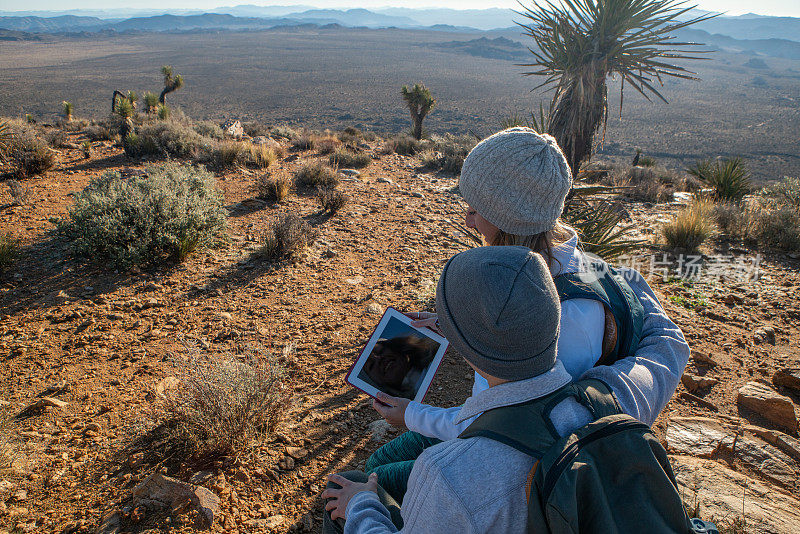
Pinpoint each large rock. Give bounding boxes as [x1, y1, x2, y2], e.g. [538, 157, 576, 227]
[672, 455, 800, 534]
[132, 473, 220, 528]
[737, 381, 798, 433]
[773, 368, 800, 393]
[665, 417, 732, 457]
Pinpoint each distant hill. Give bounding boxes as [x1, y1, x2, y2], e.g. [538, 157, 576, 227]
[693, 15, 800, 43]
[676, 28, 800, 60]
[434, 36, 529, 61]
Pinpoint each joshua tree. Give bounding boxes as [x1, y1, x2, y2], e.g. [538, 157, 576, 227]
[401, 83, 435, 141]
[159, 65, 184, 105]
[518, 0, 714, 177]
[126, 91, 138, 110]
[116, 98, 135, 138]
[62, 101, 74, 122]
[143, 92, 159, 114]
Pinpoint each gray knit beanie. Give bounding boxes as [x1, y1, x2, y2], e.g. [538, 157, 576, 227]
[459, 127, 572, 235]
[436, 246, 560, 381]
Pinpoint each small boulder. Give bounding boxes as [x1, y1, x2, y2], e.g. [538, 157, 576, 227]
[774, 368, 800, 393]
[681, 373, 719, 394]
[369, 419, 392, 442]
[132, 473, 220, 528]
[737, 381, 798, 433]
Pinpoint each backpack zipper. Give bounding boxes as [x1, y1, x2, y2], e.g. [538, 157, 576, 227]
[540, 419, 650, 502]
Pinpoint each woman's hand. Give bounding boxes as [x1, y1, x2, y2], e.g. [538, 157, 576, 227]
[372, 392, 410, 429]
[322, 472, 378, 521]
[405, 311, 442, 336]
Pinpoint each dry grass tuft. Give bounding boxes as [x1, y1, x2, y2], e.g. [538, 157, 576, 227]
[329, 147, 371, 169]
[317, 187, 349, 214]
[662, 199, 715, 252]
[260, 214, 318, 261]
[254, 173, 292, 202]
[161, 346, 291, 458]
[295, 161, 339, 190]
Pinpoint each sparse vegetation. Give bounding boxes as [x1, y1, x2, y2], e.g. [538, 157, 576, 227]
[518, 0, 712, 175]
[7, 179, 33, 206]
[143, 91, 159, 113]
[0, 121, 12, 163]
[688, 157, 751, 201]
[7, 127, 56, 178]
[84, 123, 116, 141]
[317, 187, 349, 214]
[662, 199, 715, 252]
[161, 347, 290, 458]
[294, 161, 339, 190]
[315, 135, 341, 154]
[292, 133, 316, 151]
[157, 104, 171, 120]
[55, 163, 226, 269]
[123, 120, 206, 159]
[0, 233, 20, 273]
[254, 173, 292, 202]
[194, 121, 224, 139]
[420, 134, 476, 174]
[401, 83, 435, 140]
[260, 213, 318, 261]
[44, 128, 68, 148]
[244, 143, 278, 168]
[270, 125, 299, 141]
[81, 140, 91, 159]
[387, 134, 422, 156]
[329, 147, 371, 169]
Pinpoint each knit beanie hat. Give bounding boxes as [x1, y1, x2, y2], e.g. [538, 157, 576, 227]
[459, 127, 572, 235]
[436, 246, 560, 381]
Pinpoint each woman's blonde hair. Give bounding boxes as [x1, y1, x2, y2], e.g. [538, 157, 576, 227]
[490, 219, 574, 269]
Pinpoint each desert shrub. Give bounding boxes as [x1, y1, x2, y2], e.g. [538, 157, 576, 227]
[243, 121, 269, 137]
[760, 176, 800, 210]
[270, 125, 299, 140]
[615, 166, 670, 202]
[7, 128, 56, 178]
[162, 347, 290, 457]
[713, 202, 743, 236]
[202, 140, 244, 169]
[60, 119, 87, 132]
[744, 201, 800, 251]
[0, 121, 12, 162]
[260, 213, 318, 260]
[315, 136, 341, 154]
[662, 200, 715, 252]
[7, 179, 32, 206]
[387, 134, 422, 155]
[54, 163, 226, 269]
[0, 233, 20, 273]
[193, 121, 224, 140]
[292, 133, 315, 151]
[243, 143, 278, 168]
[420, 134, 477, 174]
[688, 157, 751, 202]
[84, 124, 115, 141]
[157, 104, 171, 121]
[44, 128, 68, 148]
[330, 147, 371, 169]
[638, 155, 656, 167]
[295, 161, 339, 190]
[253, 173, 292, 202]
[126, 121, 207, 159]
[317, 187, 348, 214]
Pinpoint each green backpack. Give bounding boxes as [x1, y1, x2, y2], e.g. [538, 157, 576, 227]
[554, 260, 645, 366]
[459, 379, 690, 534]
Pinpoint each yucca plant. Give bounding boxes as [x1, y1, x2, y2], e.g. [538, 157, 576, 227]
[160, 65, 184, 105]
[62, 101, 74, 122]
[518, 0, 714, 177]
[401, 83, 435, 141]
[126, 91, 138, 110]
[688, 157, 750, 202]
[143, 92, 160, 114]
[157, 104, 171, 120]
[116, 98, 135, 138]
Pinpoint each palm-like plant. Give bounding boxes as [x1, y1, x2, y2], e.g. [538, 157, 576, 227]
[688, 157, 750, 202]
[401, 84, 435, 141]
[160, 65, 184, 105]
[518, 0, 714, 177]
[143, 92, 160, 114]
[62, 101, 74, 122]
[116, 98, 135, 138]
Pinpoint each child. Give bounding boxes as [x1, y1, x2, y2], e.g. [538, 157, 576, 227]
[322, 246, 688, 534]
[367, 128, 688, 502]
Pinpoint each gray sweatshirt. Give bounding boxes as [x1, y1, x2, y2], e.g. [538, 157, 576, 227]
[344, 273, 689, 534]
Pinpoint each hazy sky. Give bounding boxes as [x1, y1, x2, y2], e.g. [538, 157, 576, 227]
[1, 0, 799, 17]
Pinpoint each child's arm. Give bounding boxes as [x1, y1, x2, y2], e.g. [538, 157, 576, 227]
[579, 269, 689, 426]
[404, 402, 478, 441]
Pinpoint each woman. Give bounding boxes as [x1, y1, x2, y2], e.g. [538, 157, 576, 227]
[368, 128, 689, 503]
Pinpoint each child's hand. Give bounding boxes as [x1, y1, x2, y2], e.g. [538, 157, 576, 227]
[322, 472, 378, 520]
[405, 311, 443, 336]
[372, 392, 410, 429]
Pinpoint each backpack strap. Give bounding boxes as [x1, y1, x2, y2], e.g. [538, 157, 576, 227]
[457, 379, 622, 458]
[554, 261, 645, 365]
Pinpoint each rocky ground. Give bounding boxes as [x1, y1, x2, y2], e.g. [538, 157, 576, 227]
[1, 129, 799, 533]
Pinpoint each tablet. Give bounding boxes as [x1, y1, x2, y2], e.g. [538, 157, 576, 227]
[345, 307, 449, 403]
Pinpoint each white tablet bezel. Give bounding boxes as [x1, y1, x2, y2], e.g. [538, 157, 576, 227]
[345, 306, 449, 403]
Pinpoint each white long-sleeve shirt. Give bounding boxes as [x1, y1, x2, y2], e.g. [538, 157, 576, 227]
[404, 231, 606, 441]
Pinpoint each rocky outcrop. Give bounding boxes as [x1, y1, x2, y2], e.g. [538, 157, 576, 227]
[737, 381, 798, 433]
